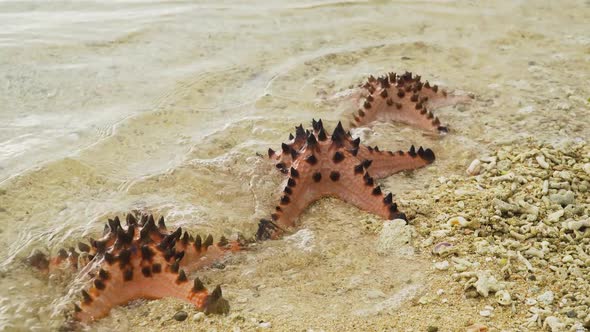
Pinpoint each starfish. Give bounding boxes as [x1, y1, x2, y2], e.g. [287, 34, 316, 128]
[350, 71, 470, 133]
[28, 214, 240, 324]
[258, 120, 435, 240]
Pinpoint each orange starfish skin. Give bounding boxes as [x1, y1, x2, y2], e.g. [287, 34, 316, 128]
[268, 119, 435, 180]
[74, 242, 226, 323]
[29, 214, 237, 324]
[352, 71, 470, 133]
[259, 120, 435, 240]
[357, 144, 435, 179]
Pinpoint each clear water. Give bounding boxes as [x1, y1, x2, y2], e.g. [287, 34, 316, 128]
[0, 0, 588, 330]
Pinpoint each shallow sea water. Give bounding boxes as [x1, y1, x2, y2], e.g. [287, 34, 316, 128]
[0, 0, 589, 331]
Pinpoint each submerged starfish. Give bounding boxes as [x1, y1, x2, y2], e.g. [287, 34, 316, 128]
[350, 71, 470, 133]
[258, 120, 435, 240]
[29, 214, 240, 324]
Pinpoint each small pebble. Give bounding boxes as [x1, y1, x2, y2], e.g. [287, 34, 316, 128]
[259, 321, 272, 329]
[465, 323, 488, 332]
[549, 190, 575, 206]
[427, 326, 439, 332]
[432, 242, 453, 255]
[496, 160, 512, 172]
[536, 155, 550, 169]
[174, 311, 188, 322]
[546, 210, 564, 223]
[447, 216, 469, 228]
[556, 102, 571, 111]
[543, 316, 565, 331]
[434, 261, 450, 270]
[496, 290, 511, 306]
[537, 291, 554, 305]
[193, 312, 205, 322]
[479, 309, 492, 317]
[466, 159, 482, 175]
[518, 105, 534, 114]
[366, 289, 386, 299]
[212, 262, 226, 269]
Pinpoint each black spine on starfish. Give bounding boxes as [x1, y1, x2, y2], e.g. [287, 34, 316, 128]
[267, 119, 436, 181]
[26, 213, 239, 326]
[29, 213, 239, 275]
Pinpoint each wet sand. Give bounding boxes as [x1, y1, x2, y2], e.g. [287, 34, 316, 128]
[0, 0, 589, 331]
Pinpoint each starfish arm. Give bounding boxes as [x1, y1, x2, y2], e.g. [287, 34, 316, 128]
[316, 151, 404, 221]
[28, 214, 238, 324]
[266, 165, 321, 232]
[357, 145, 435, 179]
[74, 245, 227, 323]
[176, 233, 242, 271]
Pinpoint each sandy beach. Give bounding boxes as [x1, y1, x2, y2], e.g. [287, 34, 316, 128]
[0, 0, 589, 331]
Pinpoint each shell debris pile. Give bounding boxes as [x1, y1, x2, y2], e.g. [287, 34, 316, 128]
[403, 140, 590, 330]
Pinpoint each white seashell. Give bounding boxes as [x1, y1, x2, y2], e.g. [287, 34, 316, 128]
[192, 312, 205, 322]
[432, 242, 453, 255]
[495, 290, 512, 306]
[447, 216, 469, 228]
[479, 310, 492, 317]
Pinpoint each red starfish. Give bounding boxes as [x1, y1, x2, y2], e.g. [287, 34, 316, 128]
[29, 214, 240, 324]
[258, 120, 435, 240]
[351, 71, 470, 133]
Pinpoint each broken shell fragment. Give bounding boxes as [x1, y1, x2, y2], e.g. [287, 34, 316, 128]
[432, 242, 454, 256]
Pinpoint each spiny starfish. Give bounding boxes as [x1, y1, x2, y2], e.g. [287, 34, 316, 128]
[28, 214, 240, 324]
[258, 120, 435, 240]
[350, 71, 470, 133]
